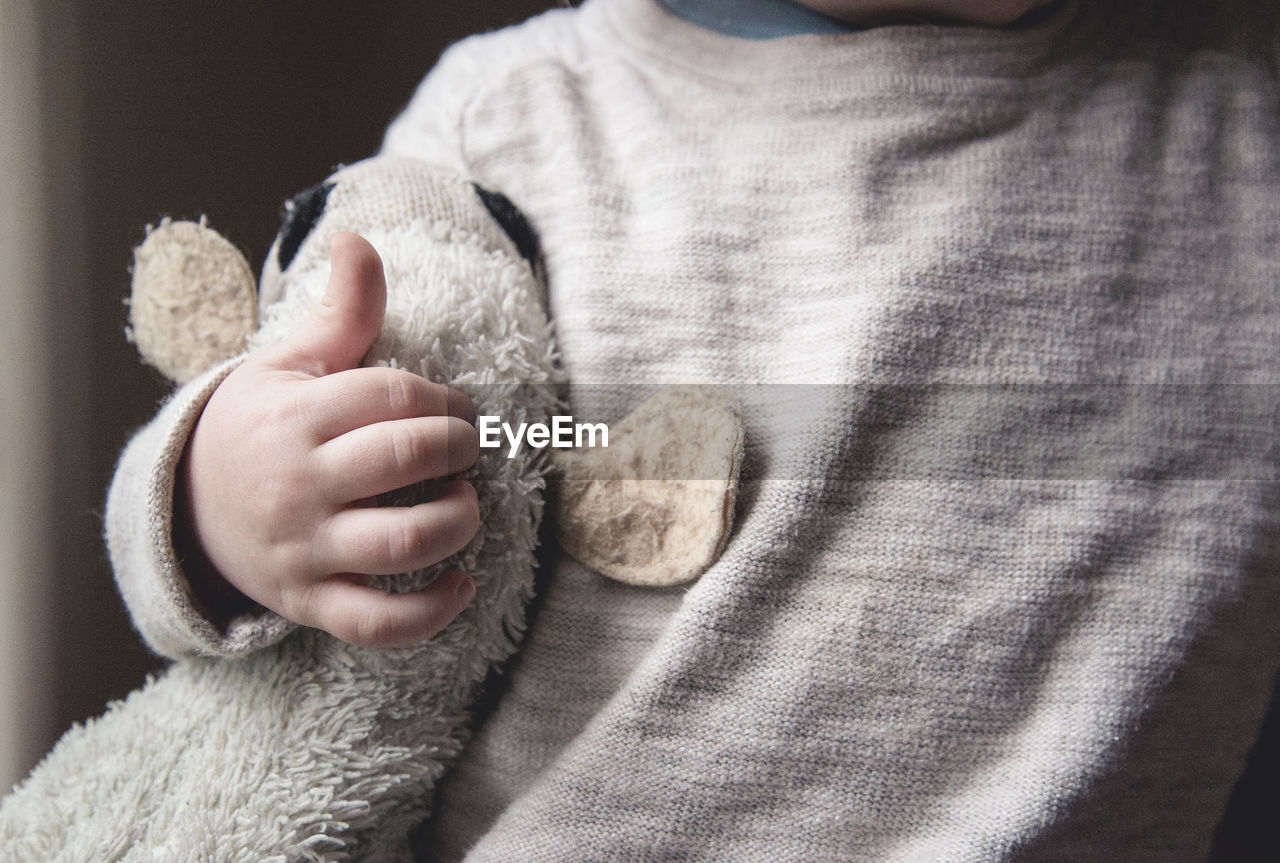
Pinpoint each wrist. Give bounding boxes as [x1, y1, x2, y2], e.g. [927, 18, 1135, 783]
[173, 444, 256, 626]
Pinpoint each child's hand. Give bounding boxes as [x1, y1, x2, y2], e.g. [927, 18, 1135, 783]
[176, 232, 480, 648]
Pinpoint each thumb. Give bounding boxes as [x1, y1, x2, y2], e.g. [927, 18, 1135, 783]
[271, 231, 387, 376]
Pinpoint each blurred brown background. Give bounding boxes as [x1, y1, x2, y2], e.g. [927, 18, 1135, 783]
[1, 0, 556, 792]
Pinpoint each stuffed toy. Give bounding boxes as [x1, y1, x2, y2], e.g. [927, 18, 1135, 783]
[0, 156, 741, 861]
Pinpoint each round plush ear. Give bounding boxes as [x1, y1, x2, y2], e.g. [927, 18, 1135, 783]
[551, 385, 744, 587]
[128, 219, 258, 384]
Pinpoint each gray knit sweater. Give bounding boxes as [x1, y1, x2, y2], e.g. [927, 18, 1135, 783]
[109, 0, 1280, 859]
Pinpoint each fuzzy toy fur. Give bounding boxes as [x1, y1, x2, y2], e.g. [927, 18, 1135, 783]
[0, 158, 561, 862]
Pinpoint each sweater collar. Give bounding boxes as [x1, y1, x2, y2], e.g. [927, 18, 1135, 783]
[582, 0, 1085, 94]
[656, 0, 856, 39]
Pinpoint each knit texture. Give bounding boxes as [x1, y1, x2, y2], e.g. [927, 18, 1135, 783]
[378, 0, 1280, 859]
[34, 0, 1280, 859]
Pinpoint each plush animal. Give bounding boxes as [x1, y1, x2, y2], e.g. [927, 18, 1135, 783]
[0, 156, 741, 861]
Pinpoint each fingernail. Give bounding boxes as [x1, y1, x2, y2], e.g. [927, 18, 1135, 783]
[457, 575, 476, 605]
[449, 387, 477, 425]
[447, 478, 475, 497]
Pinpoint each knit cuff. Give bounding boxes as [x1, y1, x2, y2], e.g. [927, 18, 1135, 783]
[105, 356, 294, 659]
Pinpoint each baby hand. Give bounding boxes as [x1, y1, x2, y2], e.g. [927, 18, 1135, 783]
[176, 232, 480, 648]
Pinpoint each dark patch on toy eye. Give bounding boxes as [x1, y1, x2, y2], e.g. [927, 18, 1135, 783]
[276, 181, 334, 272]
[472, 184, 541, 274]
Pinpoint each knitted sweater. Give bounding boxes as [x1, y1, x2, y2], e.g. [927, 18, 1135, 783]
[108, 0, 1280, 859]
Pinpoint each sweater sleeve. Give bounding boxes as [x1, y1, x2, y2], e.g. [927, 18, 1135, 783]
[104, 357, 295, 660]
[380, 41, 478, 172]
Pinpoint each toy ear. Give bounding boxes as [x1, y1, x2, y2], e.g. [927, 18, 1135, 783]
[128, 219, 258, 384]
[551, 385, 743, 587]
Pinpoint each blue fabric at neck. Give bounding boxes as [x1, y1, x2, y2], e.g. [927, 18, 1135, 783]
[656, 0, 856, 39]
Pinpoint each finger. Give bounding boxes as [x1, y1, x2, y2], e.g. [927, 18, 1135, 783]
[303, 366, 476, 440]
[267, 232, 387, 377]
[316, 479, 480, 575]
[315, 415, 479, 503]
[300, 570, 476, 647]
